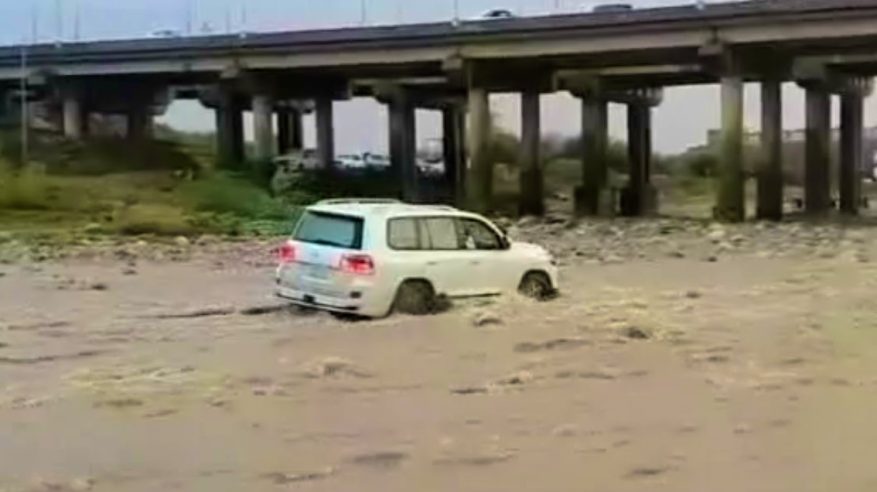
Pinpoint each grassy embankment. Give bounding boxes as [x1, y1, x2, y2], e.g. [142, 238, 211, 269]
[0, 130, 297, 241]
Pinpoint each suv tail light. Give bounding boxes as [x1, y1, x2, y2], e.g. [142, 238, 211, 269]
[278, 240, 296, 264]
[340, 254, 375, 276]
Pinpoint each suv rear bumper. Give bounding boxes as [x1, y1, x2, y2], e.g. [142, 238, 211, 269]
[276, 286, 359, 310]
[275, 286, 390, 317]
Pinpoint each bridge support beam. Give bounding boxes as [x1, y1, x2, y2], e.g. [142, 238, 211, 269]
[62, 91, 85, 140]
[388, 95, 418, 202]
[252, 93, 274, 162]
[466, 87, 492, 213]
[616, 88, 662, 217]
[715, 74, 745, 222]
[127, 104, 153, 141]
[216, 91, 244, 169]
[442, 104, 466, 205]
[757, 79, 784, 221]
[315, 96, 335, 170]
[277, 107, 304, 155]
[519, 89, 544, 216]
[839, 78, 871, 215]
[804, 85, 832, 215]
[575, 96, 609, 216]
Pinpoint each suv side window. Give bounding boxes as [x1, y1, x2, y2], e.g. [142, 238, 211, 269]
[421, 217, 460, 250]
[387, 218, 419, 250]
[458, 218, 502, 250]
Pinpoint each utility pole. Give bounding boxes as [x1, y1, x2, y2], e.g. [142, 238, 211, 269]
[185, 0, 193, 35]
[54, 0, 63, 40]
[30, 4, 39, 44]
[73, 2, 81, 41]
[360, 0, 367, 26]
[19, 42, 29, 168]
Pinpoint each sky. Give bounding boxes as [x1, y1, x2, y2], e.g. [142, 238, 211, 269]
[0, 0, 874, 155]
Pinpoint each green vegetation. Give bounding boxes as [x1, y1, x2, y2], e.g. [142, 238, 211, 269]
[0, 164, 299, 238]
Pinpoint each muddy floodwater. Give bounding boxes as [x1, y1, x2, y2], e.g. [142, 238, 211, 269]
[3, 219, 877, 491]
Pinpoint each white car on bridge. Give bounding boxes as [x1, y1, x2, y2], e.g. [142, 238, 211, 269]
[275, 199, 558, 317]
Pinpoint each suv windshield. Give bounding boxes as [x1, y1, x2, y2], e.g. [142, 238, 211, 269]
[294, 211, 364, 249]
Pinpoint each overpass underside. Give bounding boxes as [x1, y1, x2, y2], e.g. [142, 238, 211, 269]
[3, 0, 877, 220]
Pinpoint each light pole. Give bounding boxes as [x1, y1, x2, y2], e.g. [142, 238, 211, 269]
[360, 0, 367, 26]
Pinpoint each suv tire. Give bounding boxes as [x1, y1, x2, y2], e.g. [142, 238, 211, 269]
[518, 272, 553, 300]
[393, 280, 435, 315]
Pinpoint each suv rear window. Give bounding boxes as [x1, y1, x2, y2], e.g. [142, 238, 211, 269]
[294, 211, 364, 249]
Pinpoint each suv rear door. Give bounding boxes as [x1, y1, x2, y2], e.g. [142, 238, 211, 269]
[286, 210, 364, 296]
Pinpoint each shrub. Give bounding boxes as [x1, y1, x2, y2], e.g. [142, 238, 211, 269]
[179, 173, 292, 221]
[112, 204, 198, 236]
[275, 169, 402, 204]
[0, 166, 54, 210]
[0, 130, 202, 175]
[685, 152, 719, 178]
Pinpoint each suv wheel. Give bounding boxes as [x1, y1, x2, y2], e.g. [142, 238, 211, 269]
[393, 280, 435, 315]
[518, 272, 553, 300]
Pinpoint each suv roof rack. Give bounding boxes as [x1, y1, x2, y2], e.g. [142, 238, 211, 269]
[316, 198, 403, 205]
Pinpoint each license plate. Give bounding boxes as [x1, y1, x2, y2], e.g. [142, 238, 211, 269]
[303, 264, 330, 280]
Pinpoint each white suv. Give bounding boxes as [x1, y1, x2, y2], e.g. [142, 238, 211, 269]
[275, 199, 558, 318]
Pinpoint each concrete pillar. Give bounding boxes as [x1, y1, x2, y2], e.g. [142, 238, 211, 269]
[127, 105, 153, 140]
[275, 108, 303, 155]
[840, 89, 864, 215]
[388, 97, 418, 202]
[622, 102, 651, 216]
[62, 93, 84, 139]
[519, 89, 544, 216]
[466, 87, 492, 213]
[757, 80, 784, 221]
[715, 75, 745, 222]
[277, 108, 291, 155]
[575, 97, 608, 216]
[215, 96, 244, 169]
[804, 86, 831, 214]
[442, 105, 466, 204]
[316, 96, 335, 170]
[289, 109, 304, 151]
[252, 93, 274, 161]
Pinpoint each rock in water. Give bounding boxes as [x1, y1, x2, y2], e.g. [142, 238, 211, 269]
[684, 290, 702, 299]
[601, 254, 623, 265]
[473, 311, 503, 327]
[707, 228, 726, 243]
[174, 236, 191, 247]
[69, 477, 96, 491]
[302, 357, 369, 378]
[622, 326, 651, 340]
[517, 215, 540, 228]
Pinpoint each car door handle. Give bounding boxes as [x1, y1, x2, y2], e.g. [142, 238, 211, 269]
[470, 260, 481, 265]
[426, 261, 438, 266]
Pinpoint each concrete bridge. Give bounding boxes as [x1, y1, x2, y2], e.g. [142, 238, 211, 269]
[2, 0, 877, 220]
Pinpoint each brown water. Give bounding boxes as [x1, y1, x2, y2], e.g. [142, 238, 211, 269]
[3, 240, 877, 491]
